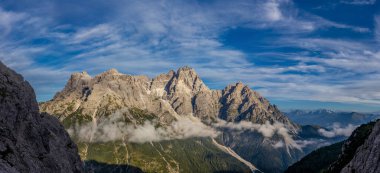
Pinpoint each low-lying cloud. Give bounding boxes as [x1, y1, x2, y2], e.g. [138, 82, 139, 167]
[213, 120, 302, 150]
[318, 123, 356, 138]
[67, 110, 317, 152]
[126, 117, 219, 143]
[68, 113, 219, 143]
[295, 139, 332, 149]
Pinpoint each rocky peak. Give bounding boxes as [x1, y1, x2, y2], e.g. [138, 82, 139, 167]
[40, 66, 297, 129]
[0, 61, 83, 173]
[67, 72, 91, 88]
[93, 68, 124, 82]
[176, 66, 197, 79]
[99, 68, 121, 76]
[71, 71, 91, 81]
[53, 71, 91, 100]
[172, 66, 207, 92]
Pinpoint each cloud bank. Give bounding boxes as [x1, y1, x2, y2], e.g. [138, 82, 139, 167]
[213, 120, 301, 150]
[318, 123, 357, 138]
[68, 113, 219, 143]
[67, 110, 303, 152]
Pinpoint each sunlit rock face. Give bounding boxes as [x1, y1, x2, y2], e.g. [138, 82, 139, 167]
[40, 66, 297, 130]
[0, 61, 83, 173]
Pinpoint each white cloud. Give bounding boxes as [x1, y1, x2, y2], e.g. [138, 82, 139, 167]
[69, 111, 219, 143]
[318, 123, 357, 138]
[264, 1, 283, 21]
[273, 141, 285, 148]
[295, 139, 332, 149]
[70, 24, 118, 44]
[67, 109, 304, 153]
[213, 120, 301, 150]
[0, 8, 27, 36]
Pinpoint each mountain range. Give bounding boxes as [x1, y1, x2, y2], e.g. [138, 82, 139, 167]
[40, 67, 304, 173]
[285, 109, 380, 127]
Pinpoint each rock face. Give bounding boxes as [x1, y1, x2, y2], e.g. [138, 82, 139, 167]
[0, 62, 83, 173]
[341, 120, 380, 173]
[40, 66, 297, 130]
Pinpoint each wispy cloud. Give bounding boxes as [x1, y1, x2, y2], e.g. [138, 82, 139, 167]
[0, 0, 379, 110]
[341, 0, 376, 5]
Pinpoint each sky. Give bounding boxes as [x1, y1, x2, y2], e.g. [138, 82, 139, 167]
[0, 0, 379, 112]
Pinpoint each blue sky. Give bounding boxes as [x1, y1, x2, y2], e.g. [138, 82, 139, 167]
[0, 0, 379, 112]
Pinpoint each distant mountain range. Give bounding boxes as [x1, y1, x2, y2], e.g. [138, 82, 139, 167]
[285, 109, 380, 127]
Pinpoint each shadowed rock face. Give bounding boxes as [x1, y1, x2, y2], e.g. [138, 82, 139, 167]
[284, 120, 379, 173]
[0, 61, 83, 173]
[341, 120, 380, 173]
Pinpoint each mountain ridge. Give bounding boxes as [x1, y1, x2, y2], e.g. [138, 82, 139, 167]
[39, 66, 304, 173]
[41, 66, 297, 131]
[285, 109, 380, 127]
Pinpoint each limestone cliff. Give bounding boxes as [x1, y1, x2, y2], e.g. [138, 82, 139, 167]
[40, 66, 297, 131]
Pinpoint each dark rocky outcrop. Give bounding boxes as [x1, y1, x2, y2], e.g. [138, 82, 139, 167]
[285, 120, 379, 173]
[0, 61, 83, 173]
[341, 120, 380, 173]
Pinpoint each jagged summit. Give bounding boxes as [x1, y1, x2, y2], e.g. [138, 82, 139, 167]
[71, 71, 91, 78]
[41, 66, 297, 130]
[97, 68, 122, 77]
[177, 65, 195, 72]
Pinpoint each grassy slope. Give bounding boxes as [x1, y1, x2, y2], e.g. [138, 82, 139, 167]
[284, 141, 344, 173]
[78, 138, 251, 173]
[53, 106, 251, 173]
